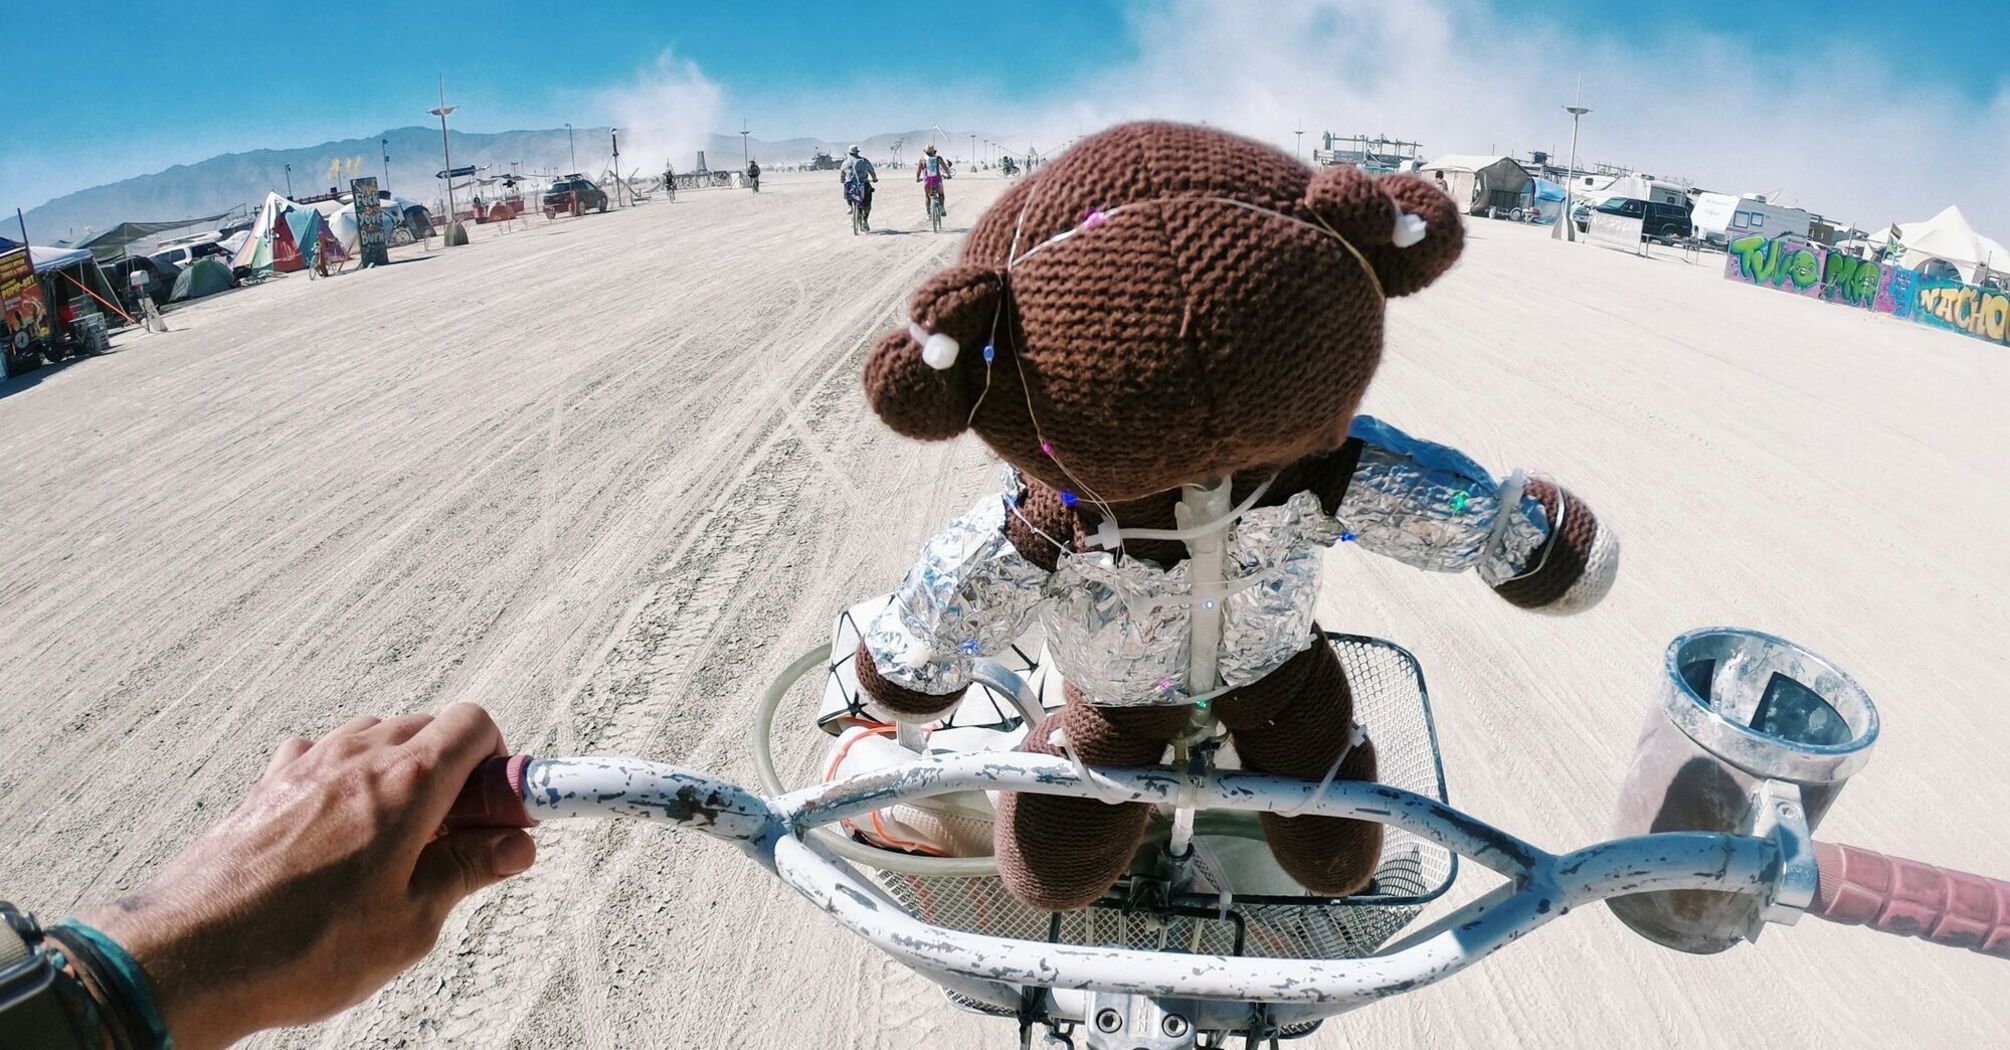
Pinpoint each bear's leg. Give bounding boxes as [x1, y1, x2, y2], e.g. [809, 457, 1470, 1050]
[994, 687, 1189, 911]
[1213, 637, 1384, 896]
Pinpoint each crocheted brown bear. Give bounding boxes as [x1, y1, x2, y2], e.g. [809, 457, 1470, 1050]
[853, 121, 1617, 911]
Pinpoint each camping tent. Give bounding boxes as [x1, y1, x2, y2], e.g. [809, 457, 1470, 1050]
[1888, 205, 2010, 282]
[232, 192, 347, 274]
[170, 257, 235, 301]
[1421, 155, 1532, 216]
[1526, 178, 1567, 225]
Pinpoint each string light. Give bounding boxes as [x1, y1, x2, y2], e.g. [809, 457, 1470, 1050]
[1040, 440, 1055, 456]
[1451, 490, 1471, 514]
[959, 638, 980, 656]
[1060, 490, 1079, 507]
[982, 343, 995, 363]
[1340, 530, 1357, 542]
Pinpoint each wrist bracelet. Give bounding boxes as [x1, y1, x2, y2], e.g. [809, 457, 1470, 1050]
[46, 921, 173, 1050]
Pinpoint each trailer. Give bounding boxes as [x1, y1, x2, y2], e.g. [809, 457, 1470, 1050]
[1692, 192, 1812, 247]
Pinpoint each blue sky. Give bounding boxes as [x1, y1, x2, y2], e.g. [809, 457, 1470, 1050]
[6, 1, 2009, 230]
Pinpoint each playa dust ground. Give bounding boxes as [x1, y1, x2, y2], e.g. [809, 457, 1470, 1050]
[1, 172, 2004, 1048]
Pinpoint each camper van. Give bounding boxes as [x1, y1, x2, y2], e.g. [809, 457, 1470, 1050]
[1690, 193, 1812, 247]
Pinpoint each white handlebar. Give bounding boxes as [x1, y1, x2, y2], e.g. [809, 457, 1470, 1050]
[508, 749, 1785, 1022]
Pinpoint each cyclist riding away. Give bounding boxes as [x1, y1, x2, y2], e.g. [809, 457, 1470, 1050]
[915, 144, 952, 216]
[840, 145, 878, 230]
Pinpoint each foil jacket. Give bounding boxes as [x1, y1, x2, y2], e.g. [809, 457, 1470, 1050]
[1337, 416, 1550, 585]
[865, 419, 1557, 707]
[863, 484, 1050, 694]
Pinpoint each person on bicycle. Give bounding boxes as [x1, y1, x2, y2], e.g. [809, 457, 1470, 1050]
[915, 144, 952, 215]
[745, 159, 761, 193]
[840, 145, 878, 228]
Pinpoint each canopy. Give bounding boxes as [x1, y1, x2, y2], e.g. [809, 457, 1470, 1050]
[1888, 205, 2010, 277]
[10, 242, 127, 324]
[72, 213, 233, 262]
[24, 243, 94, 273]
[170, 257, 235, 302]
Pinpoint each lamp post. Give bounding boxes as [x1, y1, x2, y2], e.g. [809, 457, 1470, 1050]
[611, 127, 622, 206]
[431, 78, 458, 239]
[566, 123, 576, 170]
[283, 163, 293, 198]
[1559, 104, 1591, 242]
[740, 119, 750, 167]
[1294, 123, 1304, 161]
[381, 138, 390, 191]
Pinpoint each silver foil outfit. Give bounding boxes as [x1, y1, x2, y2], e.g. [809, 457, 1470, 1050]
[866, 416, 1560, 707]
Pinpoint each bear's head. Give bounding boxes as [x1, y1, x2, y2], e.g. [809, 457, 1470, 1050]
[863, 121, 1463, 502]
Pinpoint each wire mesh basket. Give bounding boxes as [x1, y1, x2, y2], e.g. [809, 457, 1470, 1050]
[817, 610, 1455, 962]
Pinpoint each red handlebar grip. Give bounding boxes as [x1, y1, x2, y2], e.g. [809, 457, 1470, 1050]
[1812, 841, 2010, 958]
[445, 753, 537, 830]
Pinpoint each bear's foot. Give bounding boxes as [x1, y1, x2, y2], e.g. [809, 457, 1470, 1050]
[1256, 738, 1384, 896]
[994, 701, 1188, 911]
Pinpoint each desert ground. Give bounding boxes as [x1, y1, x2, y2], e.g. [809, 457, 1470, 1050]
[2, 169, 2006, 1049]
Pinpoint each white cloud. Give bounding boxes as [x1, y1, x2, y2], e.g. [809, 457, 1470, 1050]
[598, 50, 724, 177]
[972, 0, 2010, 236]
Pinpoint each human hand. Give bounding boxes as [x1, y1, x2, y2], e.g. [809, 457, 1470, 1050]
[82, 704, 536, 1049]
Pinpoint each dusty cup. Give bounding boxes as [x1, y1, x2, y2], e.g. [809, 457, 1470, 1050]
[1608, 628, 1878, 953]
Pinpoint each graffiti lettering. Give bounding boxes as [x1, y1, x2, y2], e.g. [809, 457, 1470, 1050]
[1913, 279, 2010, 346]
[1724, 233, 1915, 321]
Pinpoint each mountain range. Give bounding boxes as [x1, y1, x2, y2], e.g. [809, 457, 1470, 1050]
[20, 127, 1017, 244]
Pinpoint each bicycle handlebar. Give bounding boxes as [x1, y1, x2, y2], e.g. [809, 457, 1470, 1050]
[1810, 841, 2010, 959]
[441, 749, 2005, 1019]
[445, 754, 536, 831]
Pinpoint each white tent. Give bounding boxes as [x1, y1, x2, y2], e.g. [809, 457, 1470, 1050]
[1420, 155, 1532, 215]
[1888, 205, 2010, 280]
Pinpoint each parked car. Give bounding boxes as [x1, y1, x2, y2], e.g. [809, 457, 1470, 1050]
[1578, 197, 1694, 243]
[102, 255, 179, 312]
[543, 175, 609, 214]
[149, 241, 229, 271]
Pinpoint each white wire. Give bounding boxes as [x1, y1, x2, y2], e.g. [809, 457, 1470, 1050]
[1272, 723, 1369, 820]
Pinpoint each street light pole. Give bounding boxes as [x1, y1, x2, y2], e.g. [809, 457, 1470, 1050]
[740, 119, 750, 168]
[1294, 123, 1304, 161]
[1560, 104, 1591, 242]
[284, 163, 293, 198]
[381, 138, 390, 191]
[430, 76, 458, 241]
[566, 123, 576, 170]
[611, 128, 622, 206]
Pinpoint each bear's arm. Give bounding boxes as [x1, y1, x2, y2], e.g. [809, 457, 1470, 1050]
[1328, 416, 1619, 614]
[856, 476, 1056, 723]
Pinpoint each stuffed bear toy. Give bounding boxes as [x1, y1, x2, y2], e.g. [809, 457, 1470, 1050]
[852, 121, 1618, 911]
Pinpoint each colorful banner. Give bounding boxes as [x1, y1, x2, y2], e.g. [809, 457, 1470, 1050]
[1724, 234, 1914, 320]
[1, 245, 49, 352]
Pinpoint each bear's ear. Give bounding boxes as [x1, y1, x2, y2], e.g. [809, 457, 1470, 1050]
[862, 264, 1005, 441]
[1301, 167, 1464, 298]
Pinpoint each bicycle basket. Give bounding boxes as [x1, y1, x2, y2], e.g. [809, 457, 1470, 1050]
[811, 598, 1455, 962]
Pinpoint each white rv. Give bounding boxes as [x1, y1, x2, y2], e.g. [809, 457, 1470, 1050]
[1691, 193, 1812, 247]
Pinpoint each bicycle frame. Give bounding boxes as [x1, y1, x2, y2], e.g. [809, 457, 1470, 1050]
[499, 748, 1795, 1033]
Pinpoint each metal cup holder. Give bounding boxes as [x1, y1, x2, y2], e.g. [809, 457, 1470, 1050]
[1609, 628, 1879, 953]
